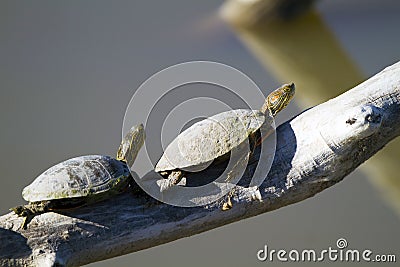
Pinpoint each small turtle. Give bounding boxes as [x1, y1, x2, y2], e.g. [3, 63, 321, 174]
[11, 124, 145, 228]
[155, 83, 295, 205]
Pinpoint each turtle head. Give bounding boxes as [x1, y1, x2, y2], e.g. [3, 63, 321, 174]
[117, 123, 145, 167]
[261, 82, 295, 116]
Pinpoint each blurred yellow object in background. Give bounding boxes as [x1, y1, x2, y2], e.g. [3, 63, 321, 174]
[221, 0, 400, 217]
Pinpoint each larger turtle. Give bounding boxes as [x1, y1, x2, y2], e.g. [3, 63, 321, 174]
[155, 83, 295, 194]
[11, 124, 145, 228]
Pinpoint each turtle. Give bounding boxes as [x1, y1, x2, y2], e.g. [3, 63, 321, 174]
[155, 83, 295, 206]
[10, 123, 145, 229]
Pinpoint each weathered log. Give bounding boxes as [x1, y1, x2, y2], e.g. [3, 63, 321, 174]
[1, 62, 399, 266]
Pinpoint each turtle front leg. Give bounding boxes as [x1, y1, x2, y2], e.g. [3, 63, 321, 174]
[159, 170, 184, 192]
[10, 201, 51, 229]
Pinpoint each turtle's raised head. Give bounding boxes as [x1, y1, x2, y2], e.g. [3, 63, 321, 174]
[261, 82, 295, 116]
[117, 123, 145, 166]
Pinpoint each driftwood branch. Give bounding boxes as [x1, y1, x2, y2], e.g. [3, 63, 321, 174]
[1, 62, 400, 266]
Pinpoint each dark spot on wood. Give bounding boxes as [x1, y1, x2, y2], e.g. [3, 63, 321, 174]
[346, 118, 357, 125]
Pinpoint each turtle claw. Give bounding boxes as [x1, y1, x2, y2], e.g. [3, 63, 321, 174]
[20, 215, 34, 230]
[10, 206, 23, 216]
[10, 205, 35, 229]
[222, 196, 233, 211]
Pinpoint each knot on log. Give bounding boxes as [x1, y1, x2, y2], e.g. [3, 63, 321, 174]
[345, 104, 383, 139]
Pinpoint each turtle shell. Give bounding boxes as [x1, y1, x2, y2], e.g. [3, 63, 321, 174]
[22, 155, 130, 202]
[155, 109, 271, 172]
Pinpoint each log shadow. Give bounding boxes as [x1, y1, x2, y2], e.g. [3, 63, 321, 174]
[0, 227, 31, 259]
[257, 121, 297, 194]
